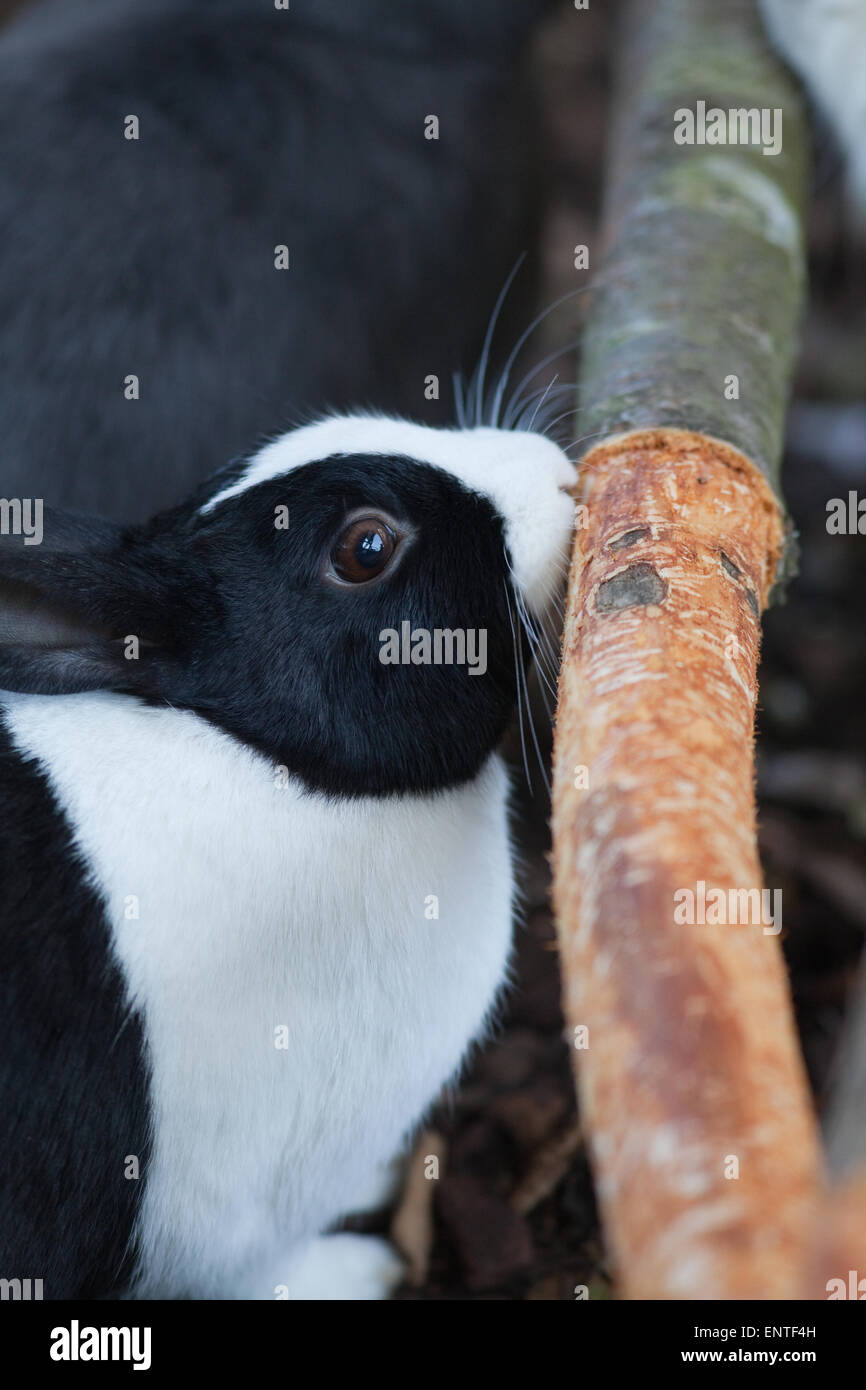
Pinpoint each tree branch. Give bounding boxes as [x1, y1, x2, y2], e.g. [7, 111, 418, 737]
[551, 0, 824, 1299]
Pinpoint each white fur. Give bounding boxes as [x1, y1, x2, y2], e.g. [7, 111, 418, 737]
[2, 691, 513, 1299]
[247, 1234, 406, 1301]
[202, 416, 576, 615]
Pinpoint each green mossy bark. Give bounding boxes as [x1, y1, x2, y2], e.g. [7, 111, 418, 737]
[579, 0, 808, 580]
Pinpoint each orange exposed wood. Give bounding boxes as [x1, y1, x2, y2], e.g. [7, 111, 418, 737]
[551, 427, 824, 1299]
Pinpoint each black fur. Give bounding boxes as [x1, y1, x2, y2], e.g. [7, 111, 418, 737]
[0, 720, 150, 1299]
[0, 454, 524, 796]
[0, 0, 551, 521]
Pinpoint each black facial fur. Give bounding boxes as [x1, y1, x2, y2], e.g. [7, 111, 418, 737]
[0, 454, 527, 798]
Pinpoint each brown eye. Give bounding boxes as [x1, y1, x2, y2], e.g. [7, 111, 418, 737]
[331, 517, 397, 584]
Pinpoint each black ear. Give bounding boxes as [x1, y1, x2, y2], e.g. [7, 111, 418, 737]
[0, 641, 161, 697]
[0, 576, 108, 648]
[0, 507, 181, 697]
[0, 507, 119, 556]
[0, 507, 154, 628]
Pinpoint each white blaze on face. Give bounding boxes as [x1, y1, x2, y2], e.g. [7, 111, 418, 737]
[202, 415, 577, 615]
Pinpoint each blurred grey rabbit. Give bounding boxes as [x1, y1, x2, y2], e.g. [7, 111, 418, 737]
[0, 0, 552, 519]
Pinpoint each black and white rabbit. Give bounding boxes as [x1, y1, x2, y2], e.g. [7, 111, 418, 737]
[759, 0, 866, 234]
[0, 0, 551, 521]
[0, 413, 575, 1299]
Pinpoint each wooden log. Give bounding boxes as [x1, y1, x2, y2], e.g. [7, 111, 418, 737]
[551, 0, 825, 1299]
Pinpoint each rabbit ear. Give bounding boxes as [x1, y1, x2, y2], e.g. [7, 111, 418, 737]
[0, 508, 181, 697]
[0, 639, 160, 697]
[0, 505, 119, 555]
[0, 576, 108, 648]
[1, 508, 138, 625]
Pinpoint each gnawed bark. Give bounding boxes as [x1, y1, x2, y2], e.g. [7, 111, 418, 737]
[553, 428, 820, 1297]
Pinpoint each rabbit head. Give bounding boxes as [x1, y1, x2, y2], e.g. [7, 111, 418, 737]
[0, 415, 576, 795]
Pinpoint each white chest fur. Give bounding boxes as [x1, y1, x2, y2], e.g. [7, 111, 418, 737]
[2, 691, 514, 1296]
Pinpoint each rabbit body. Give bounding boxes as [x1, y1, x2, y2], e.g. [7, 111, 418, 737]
[0, 416, 576, 1298]
[2, 688, 512, 1298]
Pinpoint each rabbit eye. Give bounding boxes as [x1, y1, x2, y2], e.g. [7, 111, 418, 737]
[330, 516, 398, 584]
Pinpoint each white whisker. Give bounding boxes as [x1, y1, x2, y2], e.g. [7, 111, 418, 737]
[489, 280, 599, 428]
[504, 578, 533, 793]
[472, 253, 527, 428]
